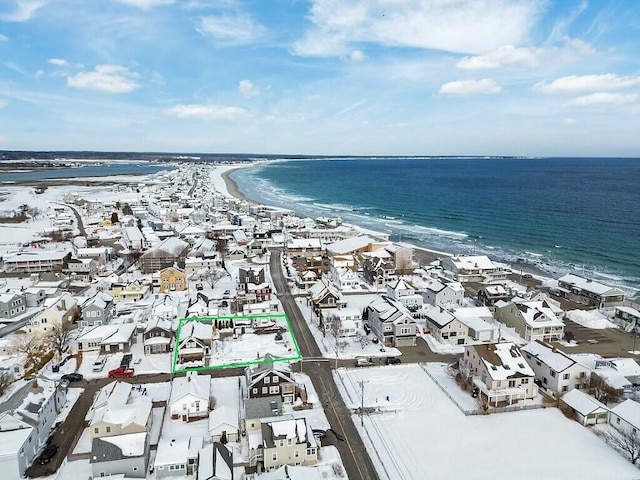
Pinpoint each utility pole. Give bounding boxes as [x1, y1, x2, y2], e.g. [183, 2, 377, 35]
[358, 380, 369, 426]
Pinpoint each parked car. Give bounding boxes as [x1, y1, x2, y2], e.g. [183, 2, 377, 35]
[38, 444, 58, 464]
[385, 357, 401, 365]
[120, 353, 133, 368]
[108, 366, 135, 378]
[356, 357, 375, 367]
[61, 372, 83, 382]
[92, 356, 107, 372]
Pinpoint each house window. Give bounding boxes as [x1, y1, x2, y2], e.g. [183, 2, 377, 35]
[262, 387, 268, 394]
[521, 378, 528, 384]
[562, 386, 568, 392]
[550, 371, 556, 378]
[252, 388, 257, 394]
[94, 427, 99, 434]
[543, 377, 547, 384]
[270, 386, 279, 394]
[265, 377, 270, 384]
[272, 453, 277, 461]
[294, 450, 300, 458]
[508, 380, 516, 387]
[273, 376, 279, 383]
[106, 426, 111, 433]
[563, 373, 570, 380]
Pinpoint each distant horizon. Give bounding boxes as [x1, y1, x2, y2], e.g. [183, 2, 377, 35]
[1, 150, 640, 160]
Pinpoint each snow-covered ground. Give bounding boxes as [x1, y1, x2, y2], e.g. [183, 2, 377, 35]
[334, 363, 639, 480]
[295, 298, 401, 361]
[566, 309, 619, 329]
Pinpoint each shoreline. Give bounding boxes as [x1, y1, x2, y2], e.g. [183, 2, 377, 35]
[220, 167, 254, 203]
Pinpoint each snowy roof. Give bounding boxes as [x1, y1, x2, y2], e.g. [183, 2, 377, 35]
[287, 238, 322, 249]
[558, 274, 625, 297]
[453, 306, 494, 322]
[472, 342, 535, 381]
[521, 341, 576, 373]
[616, 306, 640, 318]
[4, 249, 69, 262]
[93, 431, 148, 459]
[180, 224, 206, 235]
[425, 306, 455, 328]
[170, 371, 211, 404]
[155, 437, 190, 467]
[561, 389, 608, 417]
[91, 396, 152, 428]
[0, 413, 33, 455]
[326, 235, 375, 255]
[509, 299, 564, 328]
[448, 255, 496, 271]
[180, 319, 211, 340]
[610, 400, 640, 430]
[91, 381, 133, 412]
[198, 443, 233, 480]
[123, 226, 144, 241]
[263, 417, 316, 448]
[145, 236, 189, 256]
[208, 405, 239, 432]
[78, 323, 136, 344]
[256, 465, 323, 480]
[367, 295, 414, 324]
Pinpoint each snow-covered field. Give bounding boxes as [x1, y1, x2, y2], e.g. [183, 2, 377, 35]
[566, 309, 618, 329]
[334, 363, 639, 480]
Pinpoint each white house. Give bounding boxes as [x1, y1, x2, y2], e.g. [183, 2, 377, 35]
[421, 279, 464, 309]
[460, 342, 538, 406]
[494, 298, 565, 343]
[609, 399, 640, 436]
[208, 405, 240, 443]
[557, 274, 626, 309]
[521, 341, 591, 395]
[440, 255, 507, 283]
[560, 389, 609, 426]
[386, 279, 423, 311]
[261, 417, 318, 471]
[170, 371, 211, 421]
[154, 436, 202, 477]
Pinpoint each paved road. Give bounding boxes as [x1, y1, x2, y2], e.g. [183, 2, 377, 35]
[270, 249, 380, 480]
[55, 202, 86, 237]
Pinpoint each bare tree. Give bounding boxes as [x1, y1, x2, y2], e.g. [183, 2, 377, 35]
[597, 427, 640, 464]
[202, 267, 226, 288]
[11, 335, 44, 359]
[329, 314, 343, 339]
[0, 371, 14, 396]
[589, 374, 620, 405]
[47, 320, 75, 357]
[356, 331, 370, 350]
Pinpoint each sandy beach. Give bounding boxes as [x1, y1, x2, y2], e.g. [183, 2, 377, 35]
[220, 167, 253, 203]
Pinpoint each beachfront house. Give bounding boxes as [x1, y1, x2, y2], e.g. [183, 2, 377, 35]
[440, 255, 507, 283]
[494, 298, 565, 343]
[386, 279, 423, 311]
[460, 342, 538, 407]
[521, 341, 591, 395]
[614, 306, 640, 332]
[421, 279, 465, 309]
[557, 274, 626, 309]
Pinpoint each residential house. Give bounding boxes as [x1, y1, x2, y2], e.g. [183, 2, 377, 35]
[169, 371, 212, 421]
[3, 249, 70, 273]
[79, 291, 115, 328]
[557, 274, 626, 309]
[90, 396, 153, 439]
[494, 298, 565, 342]
[365, 295, 418, 347]
[560, 389, 609, 426]
[0, 292, 26, 320]
[285, 238, 323, 258]
[76, 246, 116, 266]
[143, 317, 174, 354]
[121, 226, 146, 251]
[176, 320, 212, 365]
[362, 250, 397, 289]
[460, 342, 538, 406]
[90, 432, 150, 479]
[614, 306, 640, 332]
[386, 279, 423, 311]
[244, 396, 283, 433]
[155, 436, 202, 477]
[440, 255, 507, 283]
[197, 442, 233, 480]
[425, 306, 468, 346]
[609, 399, 640, 436]
[331, 267, 359, 291]
[0, 413, 36, 480]
[158, 266, 186, 293]
[27, 292, 77, 335]
[77, 323, 137, 353]
[477, 284, 512, 309]
[321, 307, 362, 337]
[521, 341, 591, 395]
[452, 307, 496, 343]
[261, 417, 318, 471]
[245, 355, 298, 404]
[63, 257, 97, 282]
[421, 279, 465, 309]
[308, 280, 346, 329]
[139, 237, 190, 274]
[109, 280, 151, 303]
[209, 405, 240, 443]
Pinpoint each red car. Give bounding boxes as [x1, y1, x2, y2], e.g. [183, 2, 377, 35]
[108, 366, 135, 378]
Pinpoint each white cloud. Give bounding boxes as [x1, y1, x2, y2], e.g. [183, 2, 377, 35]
[48, 58, 68, 66]
[0, 99, 8, 108]
[164, 104, 248, 120]
[0, 34, 8, 41]
[565, 92, 638, 108]
[534, 74, 640, 94]
[238, 79, 260, 98]
[350, 50, 365, 62]
[438, 78, 502, 96]
[1, 0, 48, 22]
[457, 45, 541, 69]
[293, 0, 543, 56]
[114, 0, 174, 9]
[197, 14, 266, 45]
[67, 65, 140, 93]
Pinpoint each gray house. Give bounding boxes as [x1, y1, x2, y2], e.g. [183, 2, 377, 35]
[90, 432, 150, 478]
[0, 292, 26, 320]
[79, 292, 115, 328]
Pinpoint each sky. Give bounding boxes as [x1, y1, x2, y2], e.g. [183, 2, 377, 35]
[1, 0, 640, 156]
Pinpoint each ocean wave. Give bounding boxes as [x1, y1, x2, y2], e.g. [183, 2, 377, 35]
[312, 203, 355, 212]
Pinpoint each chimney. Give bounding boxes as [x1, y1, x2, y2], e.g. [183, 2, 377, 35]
[60, 299, 66, 311]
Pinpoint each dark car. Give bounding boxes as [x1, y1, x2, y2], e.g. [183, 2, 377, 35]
[386, 357, 401, 365]
[60, 372, 83, 382]
[38, 444, 58, 464]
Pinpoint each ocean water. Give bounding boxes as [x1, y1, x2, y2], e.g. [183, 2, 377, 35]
[231, 157, 640, 294]
[0, 162, 172, 183]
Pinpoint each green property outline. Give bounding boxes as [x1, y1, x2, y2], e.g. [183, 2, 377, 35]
[171, 313, 301, 373]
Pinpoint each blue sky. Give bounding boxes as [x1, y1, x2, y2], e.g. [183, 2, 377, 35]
[1, 0, 639, 156]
